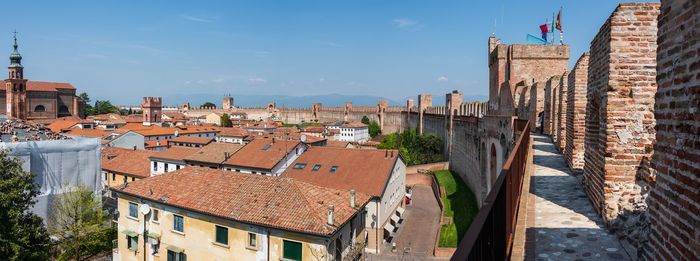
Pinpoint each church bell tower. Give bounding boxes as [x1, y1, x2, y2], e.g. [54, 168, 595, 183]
[5, 31, 28, 120]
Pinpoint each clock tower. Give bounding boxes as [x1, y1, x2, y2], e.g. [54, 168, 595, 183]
[5, 31, 28, 120]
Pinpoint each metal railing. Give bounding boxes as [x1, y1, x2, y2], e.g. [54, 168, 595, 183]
[451, 121, 531, 260]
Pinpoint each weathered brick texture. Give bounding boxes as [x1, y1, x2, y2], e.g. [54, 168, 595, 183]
[645, 0, 700, 259]
[565, 53, 589, 173]
[555, 72, 568, 152]
[583, 3, 659, 254]
[529, 82, 544, 131]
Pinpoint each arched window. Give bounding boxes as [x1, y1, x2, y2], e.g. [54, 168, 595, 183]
[19, 84, 23, 91]
[34, 105, 46, 112]
[11, 71, 15, 78]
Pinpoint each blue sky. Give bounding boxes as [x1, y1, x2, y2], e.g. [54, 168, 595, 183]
[1, 0, 657, 105]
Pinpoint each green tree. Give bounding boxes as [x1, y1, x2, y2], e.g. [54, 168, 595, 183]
[48, 187, 115, 261]
[361, 116, 370, 124]
[79, 92, 94, 116]
[377, 128, 443, 166]
[368, 120, 381, 138]
[220, 113, 233, 127]
[0, 150, 52, 260]
[201, 102, 216, 109]
[93, 100, 119, 115]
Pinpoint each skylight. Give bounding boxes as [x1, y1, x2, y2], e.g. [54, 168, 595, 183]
[312, 164, 321, 171]
[330, 166, 338, 173]
[293, 163, 307, 170]
[261, 144, 272, 151]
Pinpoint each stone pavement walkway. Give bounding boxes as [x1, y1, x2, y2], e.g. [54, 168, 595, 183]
[367, 175, 445, 260]
[525, 134, 631, 261]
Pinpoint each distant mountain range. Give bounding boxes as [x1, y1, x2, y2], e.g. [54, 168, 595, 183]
[119, 93, 488, 108]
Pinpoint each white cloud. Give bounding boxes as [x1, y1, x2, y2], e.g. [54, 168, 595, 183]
[437, 76, 449, 82]
[319, 78, 326, 83]
[248, 77, 267, 83]
[392, 18, 423, 30]
[181, 15, 216, 23]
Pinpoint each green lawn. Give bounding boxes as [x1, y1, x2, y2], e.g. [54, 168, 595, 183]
[434, 170, 479, 248]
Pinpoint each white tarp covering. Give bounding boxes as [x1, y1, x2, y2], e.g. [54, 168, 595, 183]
[0, 137, 101, 220]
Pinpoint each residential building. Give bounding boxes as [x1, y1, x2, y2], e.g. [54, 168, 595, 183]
[222, 138, 306, 176]
[112, 167, 370, 261]
[282, 147, 407, 253]
[217, 127, 249, 144]
[102, 130, 145, 150]
[149, 147, 199, 176]
[101, 147, 156, 189]
[184, 142, 244, 169]
[168, 136, 213, 148]
[335, 122, 370, 143]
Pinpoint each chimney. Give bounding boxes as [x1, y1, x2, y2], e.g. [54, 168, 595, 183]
[350, 190, 356, 208]
[224, 152, 230, 160]
[133, 146, 137, 151]
[327, 205, 335, 226]
[391, 150, 394, 158]
[385, 149, 388, 158]
[272, 137, 276, 144]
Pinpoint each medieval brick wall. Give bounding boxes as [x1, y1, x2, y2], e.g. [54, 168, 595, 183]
[583, 3, 659, 254]
[448, 117, 483, 204]
[565, 53, 589, 173]
[555, 73, 568, 152]
[543, 78, 553, 135]
[529, 82, 544, 130]
[645, 0, 700, 259]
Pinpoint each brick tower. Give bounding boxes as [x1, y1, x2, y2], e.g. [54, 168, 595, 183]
[142, 97, 162, 126]
[5, 32, 28, 120]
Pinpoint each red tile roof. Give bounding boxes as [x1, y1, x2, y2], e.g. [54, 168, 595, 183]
[102, 147, 156, 179]
[218, 127, 249, 137]
[65, 128, 111, 138]
[184, 142, 245, 164]
[223, 139, 302, 170]
[169, 136, 214, 145]
[113, 167, 370, 236]
[144, 139, 169, 148]
[0, 81, 75, 92]
[149, 146, 200, 162]
[282, 147, 401, 197]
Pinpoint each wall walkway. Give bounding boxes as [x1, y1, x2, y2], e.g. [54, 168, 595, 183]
[523, 134, 631, 260]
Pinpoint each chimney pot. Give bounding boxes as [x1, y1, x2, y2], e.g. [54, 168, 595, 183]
[327, 205, 335, 226]
[350, 190, 356, 208]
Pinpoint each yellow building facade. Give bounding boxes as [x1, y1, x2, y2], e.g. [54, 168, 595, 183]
[115, 194, 365, 261]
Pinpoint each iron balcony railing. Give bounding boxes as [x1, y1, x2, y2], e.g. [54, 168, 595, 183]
[451, 121, 531, 260]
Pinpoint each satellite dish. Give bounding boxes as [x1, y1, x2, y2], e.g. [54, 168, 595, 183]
[300, 134, 307, 143]
[140, 204, 151, 215]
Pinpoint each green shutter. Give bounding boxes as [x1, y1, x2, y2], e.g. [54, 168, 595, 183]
[215, 226, 228, 245]
[283, 240, 302, 261]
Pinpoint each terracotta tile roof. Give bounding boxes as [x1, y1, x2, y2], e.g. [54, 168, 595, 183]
[113, 167, 370, 236]
[149, 146, 200, 162]
[102, 147, 156, 179]
[326, 141, 351, 148]
[64, 128, 111, 138]
[218, 127, 249, 137]
[340, 122, 367, 128]
[0, 81, 77, 92]
[301, 126, 325, 133]
[282, 147, 401, 197]
[144, 139, 169, 148]
[223, 139, 302, 170]
[169, 136, 214, 145]
[184, 142, 245, 164]
[47, 116, 83, 132]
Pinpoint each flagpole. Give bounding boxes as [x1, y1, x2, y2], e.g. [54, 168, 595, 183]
[559, 7, 564, 45]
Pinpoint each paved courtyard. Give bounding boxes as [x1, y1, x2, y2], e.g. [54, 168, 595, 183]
[367, 174, 445, 260]
[525, 135, 632, 260]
